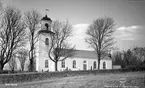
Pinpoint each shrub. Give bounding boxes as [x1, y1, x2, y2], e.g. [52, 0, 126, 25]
[124, 64, 145, 71]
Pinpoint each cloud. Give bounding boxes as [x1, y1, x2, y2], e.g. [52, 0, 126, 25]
[117, 26, 140, 31]
[70, 24, 90, 50]
[115, 25, 142, 40]
[70, 24, 145, 51]
[72, 24, 89, 39]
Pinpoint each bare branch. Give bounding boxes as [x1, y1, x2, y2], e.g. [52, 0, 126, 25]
[85, 17, 116, 69]
[48, 20, 75, 71]
[17, 48, 28, 71]
[24, 9, 41, 72]
[0, 7, 27, 71]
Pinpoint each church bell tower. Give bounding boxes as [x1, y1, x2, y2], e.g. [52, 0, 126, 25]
[36, 14, 55, 72]
[41, 15, 52, 31]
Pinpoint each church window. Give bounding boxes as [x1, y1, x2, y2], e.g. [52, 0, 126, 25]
[73, 60, 76, 68]
[83, 61, 87, 70]
[45, 38, 49, 45]
[45, 60, 48, 68]
[103, 62, 106, 69]
[61, 60, 65, 68]
[93, 61, 96, 69]
[45, 23, 49, 30]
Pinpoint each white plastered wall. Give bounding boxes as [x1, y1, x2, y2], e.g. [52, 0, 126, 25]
[36, 33, 55, 72]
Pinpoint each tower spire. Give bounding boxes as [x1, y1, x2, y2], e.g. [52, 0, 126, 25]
[45, 9, 49, 16]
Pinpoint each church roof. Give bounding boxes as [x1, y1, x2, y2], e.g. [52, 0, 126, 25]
[73, 50, 97, 59]
[101, 56, 112, 60]
[41, 15, 52, 22]
[38, 30, 55, 35]
[73, 50, 111, 60]
[60, 49, 111, 60]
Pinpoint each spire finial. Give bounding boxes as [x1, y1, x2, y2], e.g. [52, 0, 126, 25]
[45, 9, 49, 16]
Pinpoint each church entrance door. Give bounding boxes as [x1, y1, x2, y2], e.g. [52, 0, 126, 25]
[83, 64, 87, 70]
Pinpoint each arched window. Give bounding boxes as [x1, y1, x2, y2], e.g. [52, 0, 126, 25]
[83, 60, 87, 70]
[103, 62, 106, 69]
[93, 61, 96, 69]
[61, 60, 65, 68]
[45, 38, 49, 45]
[45, 60, 48, 68]
[45, 23, 49, 30]
[73, 60, 76, 68]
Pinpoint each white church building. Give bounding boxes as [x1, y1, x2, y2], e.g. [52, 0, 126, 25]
[34, 15, 113, 72]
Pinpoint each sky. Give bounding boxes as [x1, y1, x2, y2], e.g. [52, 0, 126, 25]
[1, 0, 145, 51]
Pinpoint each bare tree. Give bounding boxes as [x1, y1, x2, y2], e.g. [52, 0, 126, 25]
[0, 7, 26, 71]
[85, 17, 116, 69]
[122, 49, 140, 67]
[17, 48, 28, 71]
[8, 54, 17, 72]
[112, 51, 122, 65]
[24, 9, 41, 72]
[133, 47, 145, 63]
[0, 1, 3, 17]
[48, 20, 75, 71]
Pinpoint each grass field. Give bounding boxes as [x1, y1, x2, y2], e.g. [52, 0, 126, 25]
[0, 71, 145, 88]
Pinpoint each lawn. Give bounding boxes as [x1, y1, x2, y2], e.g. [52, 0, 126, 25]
[0, 71, 144, 88]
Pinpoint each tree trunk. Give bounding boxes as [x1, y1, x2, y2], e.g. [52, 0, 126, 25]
[29, 44, 34, 72]
[11, 67, 14, 73]
[98, 58, 100, 70]
[55, 62, 58, 71]
[98, 53, 101, 70]
[0, 63, 4, 72]
[21, 66, 24, 72]
[29, 58, 33, 72]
